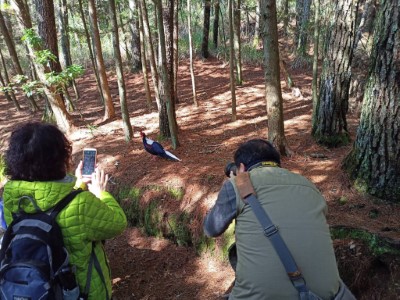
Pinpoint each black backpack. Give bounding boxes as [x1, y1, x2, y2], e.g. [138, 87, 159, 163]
[0, 190, 82, 300]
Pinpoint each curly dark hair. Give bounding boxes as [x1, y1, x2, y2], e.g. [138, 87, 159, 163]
[234, 139, 281, 169]
[5, 122, 72, 181]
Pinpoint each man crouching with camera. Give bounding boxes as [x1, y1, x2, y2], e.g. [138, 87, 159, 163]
[203, 139, 343, 300]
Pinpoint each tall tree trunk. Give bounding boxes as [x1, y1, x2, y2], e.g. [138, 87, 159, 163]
[283, 0, 289, 36]
[312, 0, 359, 147]
[137, 1, 153, 110]
[0, 49, 21, 110]
[154, 0, 179, 148]
[187, 0, 197, 106]
[57, 0, 80, 100]
[0, 8, 39, 111]
[311, 0, 320, 125]
[11, 0, 75, 132]
[117, 2, 133, 64]
[260, 0, 290, 156]
[109, 0, 133, 141]
[201, 0, 211, 58]
[233, 0, 242, 85]
[213, 0, 220, 48]
[253, 0, 260, 46]
[77, 0, 104, 104]
[228, 0, 236, 121]
[88, 0, 116, 120]
[129, 0, 142, 71]
[173, 0, 179, 104]
[343, 0, 400, 202]
[57, 0, 71, 67]
[294, 0, 312, 60]
[163, 0, 178, 130]
[139, 0, 161, 110]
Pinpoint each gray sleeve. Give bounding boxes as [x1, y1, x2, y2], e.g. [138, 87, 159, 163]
[203, 180, 237, 237]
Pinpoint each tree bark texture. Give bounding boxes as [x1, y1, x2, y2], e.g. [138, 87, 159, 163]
[139, 0, 161, 110]
[137, 2, 153, 109]
[260, 0, 290, 156]
[88, 0, 116, 120]
[187, 0, 197, 106]
[11, 0, 75, 131]
[173, 0, 179, 104]
[295, 0, 311, 57]
[228, 0, 236, 121]
[343, 0, 400, 202]
[201, 0, 211, 58]
[57, 0, 71, 67]
[34, 0, 62, 72]
[312, 0, 359, 147]
[163, 0, 176, 111]
[154, 0, 179, 148]
[213, 0, 220, 48]
[77, 0, 104, 104]
[129, 0, 142, 71]
[234, 0, 242, 85]
[0, 49, 21, 110]
[109, 0, 133, 141]
[0, 7, 39, 111]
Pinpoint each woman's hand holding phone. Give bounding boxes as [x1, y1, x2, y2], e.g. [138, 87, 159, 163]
[87, 168, 109, 198]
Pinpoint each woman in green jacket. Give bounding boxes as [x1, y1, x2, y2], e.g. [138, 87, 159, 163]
[2, 122, 127, 299]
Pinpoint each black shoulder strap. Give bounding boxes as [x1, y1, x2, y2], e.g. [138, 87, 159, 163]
[49, 189, 83, 219]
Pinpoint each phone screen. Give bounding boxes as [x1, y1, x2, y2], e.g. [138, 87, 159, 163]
[82, 149, 97, 176]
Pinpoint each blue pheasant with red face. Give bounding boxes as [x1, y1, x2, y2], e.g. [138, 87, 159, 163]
[140, 131, 181, 162]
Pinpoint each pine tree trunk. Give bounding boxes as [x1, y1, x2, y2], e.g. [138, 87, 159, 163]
[0, 49, 21, 111]
[312, 0, 359, 147]
[294, 0, 312, 60]
[213, 0, 220, 48]
[139, 0, 161, 110]
[311, 0, 320, 125]
[228, 0, 236, 121]
[260, 0, 290, 156]
[77, 0, 104, 104]
[187, 0, 197, 106]
[154, 0, 179, 148]
[0, 8, 39, 111]
[109, 0, 133, 141]
[201, 0, 211, 58]
[129, 0, 142, 71]
[137, 2, 153, 110]
[173, 0, 179, 104]
[343, 0, 400, 202]
[233, 0, 242, 85]
[88, 0, 116, 120]
[283, 0, 289, 36]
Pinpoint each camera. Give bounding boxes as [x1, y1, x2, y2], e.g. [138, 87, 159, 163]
[224, 162, 237, 177]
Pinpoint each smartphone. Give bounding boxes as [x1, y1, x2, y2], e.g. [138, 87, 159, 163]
[82, 148, 97, 177]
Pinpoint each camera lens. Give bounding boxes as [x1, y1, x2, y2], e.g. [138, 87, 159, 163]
[224, 162, 237, 177]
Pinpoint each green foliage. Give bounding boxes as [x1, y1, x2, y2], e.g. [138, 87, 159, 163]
[143, 200, 162, 237]
[221, 222, 236, 261]
[331, 228, 400, 256]
[35, 50, 57, 65]
[167, 213, 192, 247]
[21, 81, 43, 97]
[168, 186, 184, 200]
[240, 43, 264, 65]
[21, 29, 42, 48]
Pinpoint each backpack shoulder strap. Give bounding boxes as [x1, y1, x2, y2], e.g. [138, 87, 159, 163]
[49, 189, 83, 219]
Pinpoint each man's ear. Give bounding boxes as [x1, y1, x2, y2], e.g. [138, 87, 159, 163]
[239, 163, 246, 173]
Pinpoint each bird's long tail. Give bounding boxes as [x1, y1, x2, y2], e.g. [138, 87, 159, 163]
[164, 150, 181, 161]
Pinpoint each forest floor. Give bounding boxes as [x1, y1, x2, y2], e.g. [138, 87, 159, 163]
[1, 50, 400, 299]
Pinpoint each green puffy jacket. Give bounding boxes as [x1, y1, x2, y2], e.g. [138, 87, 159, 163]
[2, 175, 127, 300]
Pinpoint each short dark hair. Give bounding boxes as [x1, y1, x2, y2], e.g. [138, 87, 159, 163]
[5, 122, 72, 181]
[234, 139, 281, 169]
